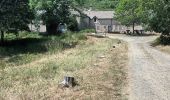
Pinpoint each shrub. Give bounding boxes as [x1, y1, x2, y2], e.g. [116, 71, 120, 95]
[67, 16, 79, 32]
[160, 35, 170, 45]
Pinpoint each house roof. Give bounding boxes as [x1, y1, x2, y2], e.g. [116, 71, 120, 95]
[83, 11, 115, 19]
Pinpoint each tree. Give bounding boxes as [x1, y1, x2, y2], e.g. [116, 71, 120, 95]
[30, 0, 71, 35]
[73, 0, 120, 10]
[141, 0, 170, 35]
[73, 0, 86, 7]
[115, 0, 142, 34]
[0, 0, 34, 44]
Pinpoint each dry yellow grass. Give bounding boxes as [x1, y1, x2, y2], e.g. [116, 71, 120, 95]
[0, 36, 128, 100]
[155, 45, 170, 54]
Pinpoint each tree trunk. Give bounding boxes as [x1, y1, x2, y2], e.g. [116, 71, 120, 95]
[132, 22, 135, 34]
[46, 22, 58, 35]
[0, 31, 4, 44]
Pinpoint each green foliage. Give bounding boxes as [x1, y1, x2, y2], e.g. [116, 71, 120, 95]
[152, 35, 170, 46]
[115, 0, 142, 26]
[73, 0, 120, 10]
[159, 35, 170, 45]
[30, 0, 72, 34]
[0, 31, 86, 65]
[0, 0, 34, 31]
[141, 0, 170, 35]
[0, 0, 34, 42]
[115, 0, 170, 35]
[79, 29, 95, 33]
[67, 16, 79, 31]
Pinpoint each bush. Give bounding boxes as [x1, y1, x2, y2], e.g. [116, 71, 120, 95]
[160, 35, 170, 45]
[67, 16, 79, 31]
[153, 35, 170, 46]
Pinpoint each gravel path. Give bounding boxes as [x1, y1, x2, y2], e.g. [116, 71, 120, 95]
[109, 34, 170, 100]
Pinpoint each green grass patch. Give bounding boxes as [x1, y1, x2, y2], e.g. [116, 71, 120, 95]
[0, 32, 87, 66]
[79, 29, 95, 33]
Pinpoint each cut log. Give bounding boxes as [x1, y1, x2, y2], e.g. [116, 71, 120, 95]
[61, 76, 76, 87]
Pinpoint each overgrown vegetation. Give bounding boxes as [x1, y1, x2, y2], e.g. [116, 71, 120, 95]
[152, 35, 170, 46]
[0, 32, 87, 65]
[0, 35, 128, 99]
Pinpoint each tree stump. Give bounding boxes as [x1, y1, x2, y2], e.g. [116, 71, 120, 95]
[61, 76, 76, 87]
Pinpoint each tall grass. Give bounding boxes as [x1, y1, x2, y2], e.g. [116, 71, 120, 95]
[0, 33, 128, 99]
[0, 31, 87, 66]
[0, 31, 128, 100]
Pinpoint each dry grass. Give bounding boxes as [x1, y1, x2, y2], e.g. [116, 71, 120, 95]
[0, 36, 128, 100]
[155, 45, 170, 54]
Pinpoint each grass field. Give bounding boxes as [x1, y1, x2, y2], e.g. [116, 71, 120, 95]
[0, 33, 128, 100]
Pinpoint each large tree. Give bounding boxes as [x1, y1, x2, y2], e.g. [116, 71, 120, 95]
[141, 0, 170, 35]
[0, 0, 34, 43]
[30, 0, 71, 34]
[115, 0, 142, 34]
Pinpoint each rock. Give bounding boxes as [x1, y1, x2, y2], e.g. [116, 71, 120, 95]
[98, 56, 106, 58]
[94, 64, 99, 66]
[117, 40, 121, 44]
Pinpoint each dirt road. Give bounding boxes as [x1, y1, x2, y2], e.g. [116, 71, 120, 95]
[109, 34, 170, 100]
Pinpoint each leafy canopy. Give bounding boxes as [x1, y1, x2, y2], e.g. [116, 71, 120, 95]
[73, 0, 120, 10]
[29, 0, 72, 34]
[0, 0, 34, 32]
[115, 0, 142, 26]
[141, 0, 170, 35]
[0, 0, 34, 43]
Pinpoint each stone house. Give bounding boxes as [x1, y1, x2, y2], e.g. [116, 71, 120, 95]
[73, 10, 143, 33]
[73, 11, 127, 33]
